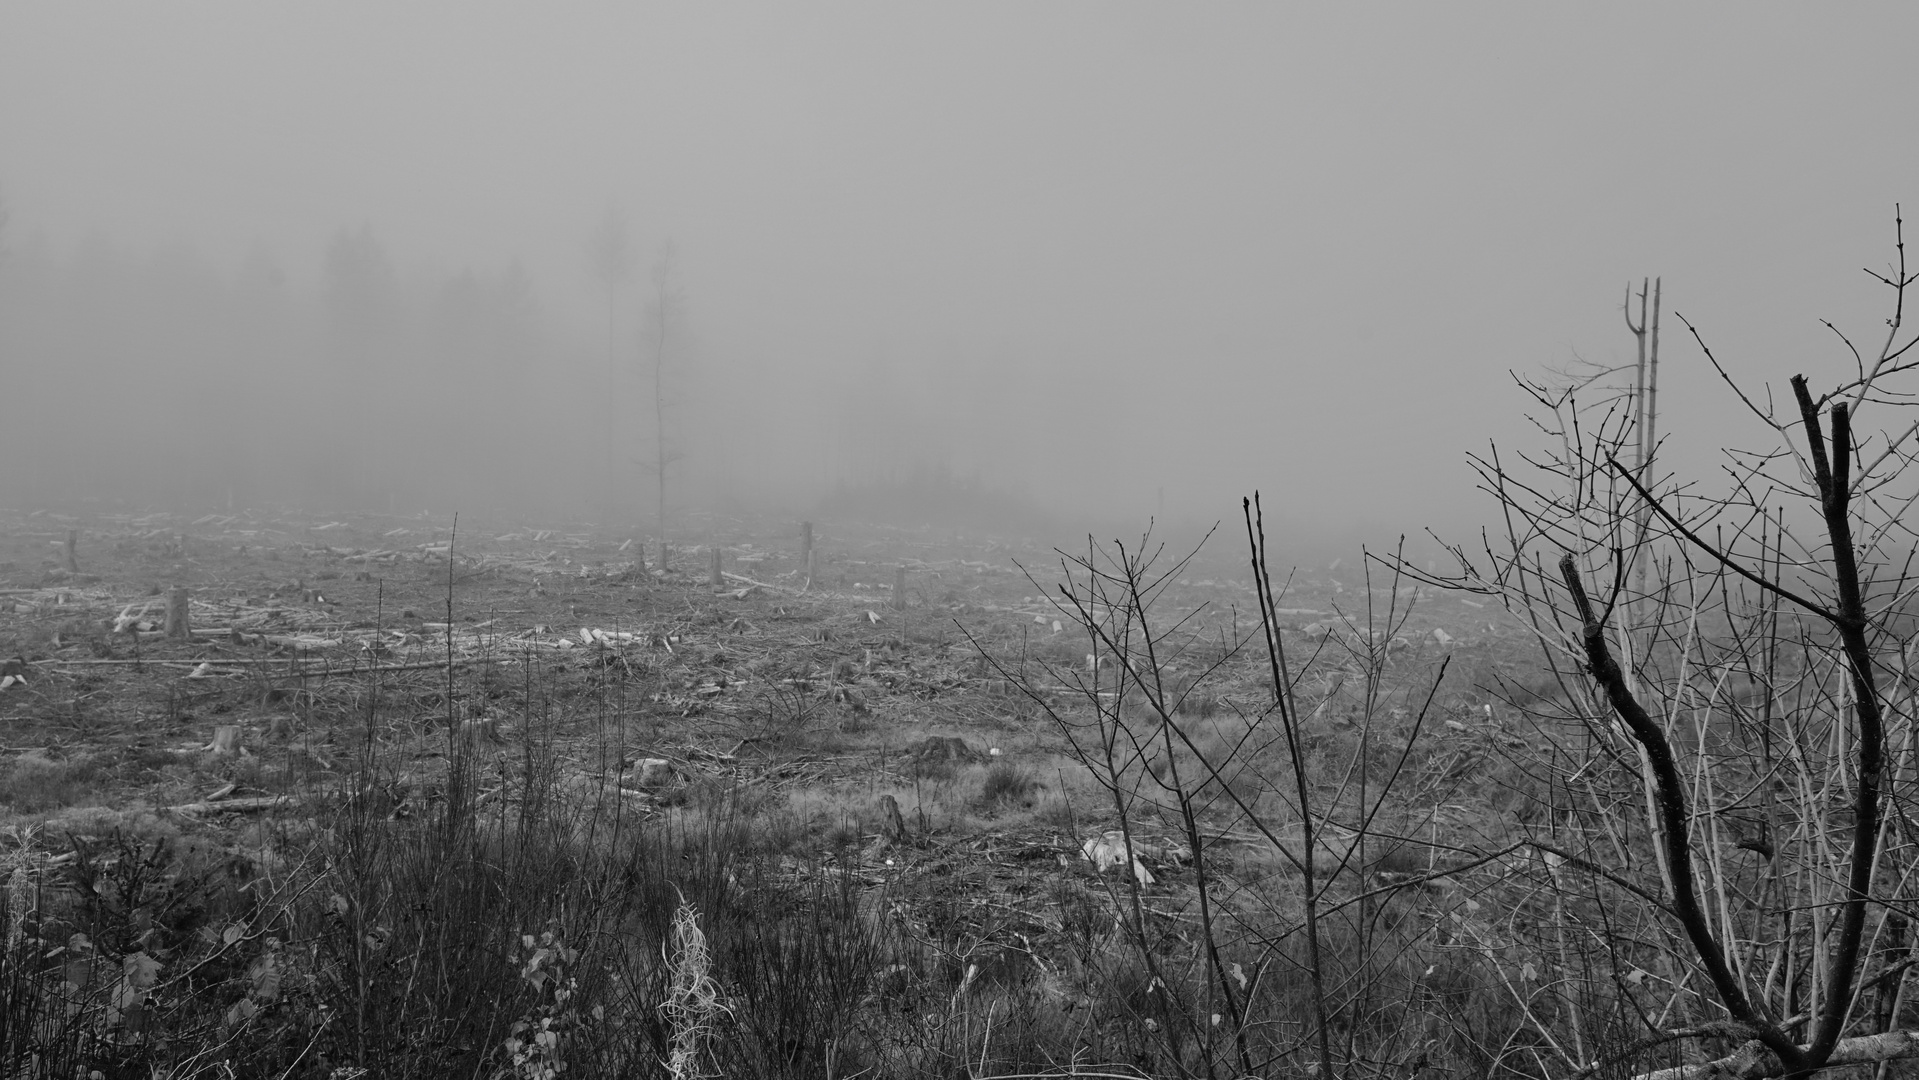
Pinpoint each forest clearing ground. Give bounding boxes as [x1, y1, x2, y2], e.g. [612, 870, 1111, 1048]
[0, 501, 1548, 1076]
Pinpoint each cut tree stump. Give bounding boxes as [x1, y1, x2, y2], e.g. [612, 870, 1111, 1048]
[893, 566, 907, 610]
[210, 725, 242, 755]
[910, 736, 983, 767]
[457, 717, 503, 752]
[709, 547, 723, 588]
[65, 530, 78, 573]
[877, 793, 908, 841]
[165, 588, 190, 640]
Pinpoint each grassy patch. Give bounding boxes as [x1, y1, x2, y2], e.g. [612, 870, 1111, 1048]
[0, 753, 104, 813]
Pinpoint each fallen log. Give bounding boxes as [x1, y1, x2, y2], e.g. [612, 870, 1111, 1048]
[1627, 1029, 1919, 1080]
[721, 570, 800, 595]
[166, 795, 296, 815]
[33, 659, 205, 668]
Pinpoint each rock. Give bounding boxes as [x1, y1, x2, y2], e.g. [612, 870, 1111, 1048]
[628, 758, 674, 787]
[1078, 830, 1188, 885]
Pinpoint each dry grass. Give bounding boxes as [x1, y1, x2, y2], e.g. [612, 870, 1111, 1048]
[0, 507, 1577, 1078]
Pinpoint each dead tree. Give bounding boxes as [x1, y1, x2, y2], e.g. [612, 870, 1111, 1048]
[589, 207, 632, 521]
[644, 245, 686, 541]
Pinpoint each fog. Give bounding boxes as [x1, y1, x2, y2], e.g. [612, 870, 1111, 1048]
[4, 5, 1918, 557]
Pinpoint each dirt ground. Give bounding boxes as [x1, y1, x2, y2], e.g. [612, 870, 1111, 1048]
[0, 501, 1526, 1002]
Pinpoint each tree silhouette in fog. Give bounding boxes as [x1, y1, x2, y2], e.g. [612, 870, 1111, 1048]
[324, 224, 397, 358]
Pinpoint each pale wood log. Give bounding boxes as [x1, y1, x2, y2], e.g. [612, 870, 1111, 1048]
[167, 795, 294, 815]
[1631, 1030, 1919, 1080]
[721, 570, 800, 594]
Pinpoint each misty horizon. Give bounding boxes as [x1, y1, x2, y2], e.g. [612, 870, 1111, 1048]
[6, 5, 1919, 563]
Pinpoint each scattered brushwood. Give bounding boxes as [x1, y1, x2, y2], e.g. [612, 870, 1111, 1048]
[1, 506, 1498, 1077]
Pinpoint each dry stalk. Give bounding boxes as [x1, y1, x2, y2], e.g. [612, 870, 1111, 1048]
[662, 893, 729, 1080]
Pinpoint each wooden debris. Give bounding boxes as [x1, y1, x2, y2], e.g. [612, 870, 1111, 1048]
[1080, 830, 1183, 885]
[721, 571, 795, 595]
[209, 725, 242, 755]
[167, 795, 295, 816]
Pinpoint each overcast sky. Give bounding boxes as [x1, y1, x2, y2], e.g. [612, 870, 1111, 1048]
[4, 4, 1918, 549]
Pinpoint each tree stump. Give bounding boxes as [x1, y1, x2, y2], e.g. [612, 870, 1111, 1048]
[893, 565, 907, 610]
[65, 530, 78, 573]
[910, 736, 983, 768]
[458, 717, 502, 752]
[709, 547, 723, 588]
[877, 793, 908, 842]
[165, 588, 190, 640]
[210, 725, 242, 755]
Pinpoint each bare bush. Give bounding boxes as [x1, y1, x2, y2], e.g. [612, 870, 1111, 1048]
[1400, 212, 1919, 1078]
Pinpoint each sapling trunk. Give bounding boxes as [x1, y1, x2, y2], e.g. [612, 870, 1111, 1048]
[1247, 494, 1335, 1080]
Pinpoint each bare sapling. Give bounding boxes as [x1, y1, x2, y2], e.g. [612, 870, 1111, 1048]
[984, 508, 1453, 1079]
[1401, 211, 1919, 1079]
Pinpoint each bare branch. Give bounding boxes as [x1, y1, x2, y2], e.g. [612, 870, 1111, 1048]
[1606, 454, 1835, 620]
